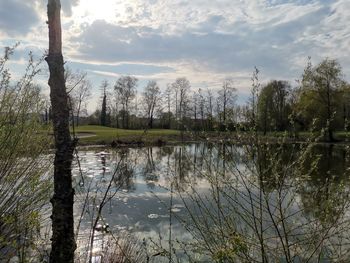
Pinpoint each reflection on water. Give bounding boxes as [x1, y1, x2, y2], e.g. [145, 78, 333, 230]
[72, 143, 350, 262]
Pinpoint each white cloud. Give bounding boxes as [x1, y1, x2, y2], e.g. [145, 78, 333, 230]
[1, 0, 350, 111]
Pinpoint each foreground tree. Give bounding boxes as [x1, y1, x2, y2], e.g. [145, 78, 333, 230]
[46, 0, 76, 262]
[0, 47, 51, 262]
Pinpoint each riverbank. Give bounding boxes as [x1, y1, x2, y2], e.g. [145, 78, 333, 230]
[71, 125, 183, 146]
[66, 125, 350, 147]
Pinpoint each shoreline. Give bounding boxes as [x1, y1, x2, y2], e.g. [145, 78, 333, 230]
[74, 132, 350, 150]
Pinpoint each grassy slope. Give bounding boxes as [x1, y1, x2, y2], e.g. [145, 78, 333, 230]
[66, 125, 350, 146]
[73, 125, 181, 144]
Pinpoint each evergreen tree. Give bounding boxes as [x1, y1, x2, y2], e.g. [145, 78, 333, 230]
[100, 81, 108, 126]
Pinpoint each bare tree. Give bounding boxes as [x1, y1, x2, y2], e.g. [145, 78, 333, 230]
[114, 76, 137, 129]
[206, 88, 215, 130]
[197, 88, 206, 130]
[65, 68, 92, 126]
[164, 84, 173, 128]
[217, 78, 237, 128]
[172, 77, 191, 131]
[42, 95, 51, 124]
[191, 90, 199, 130]
[46, 0, 76, 262]
[65, 67, 87, 93]
[142, 80, 161, 129]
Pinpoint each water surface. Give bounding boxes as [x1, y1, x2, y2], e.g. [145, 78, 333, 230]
[72, 143, 350, 261]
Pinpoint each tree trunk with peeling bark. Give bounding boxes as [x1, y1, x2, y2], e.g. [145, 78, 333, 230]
[46, 0, 76, 262]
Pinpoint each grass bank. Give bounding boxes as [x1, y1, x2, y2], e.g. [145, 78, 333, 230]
[51, 125, 350, 147]
[72, 125, 183, 146]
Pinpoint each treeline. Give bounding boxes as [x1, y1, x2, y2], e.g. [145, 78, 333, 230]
[43, 58, 350, 141]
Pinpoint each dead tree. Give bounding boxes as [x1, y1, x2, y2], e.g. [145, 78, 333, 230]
[46, 0, 76, 262]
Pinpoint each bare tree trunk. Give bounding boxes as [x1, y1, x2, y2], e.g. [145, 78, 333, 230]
[76, 101, 81, 126]
[46, 1, 76, 262]
[326, 81, 334, 142]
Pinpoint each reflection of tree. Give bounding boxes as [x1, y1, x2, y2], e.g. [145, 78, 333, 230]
[171, 142, 350, 262]
[173, 146, 193, 191]
[255, 143, 299, 192]
[75, 141, 350, 262]
[141, 148, 159, 189]
[100, 154, 106, 181]
[114, 150, 136, 191]
[159, 146, 175, 158]
[297, 145, 350, 225]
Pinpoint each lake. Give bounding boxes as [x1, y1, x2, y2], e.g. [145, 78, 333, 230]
[72, 143, 350, 262]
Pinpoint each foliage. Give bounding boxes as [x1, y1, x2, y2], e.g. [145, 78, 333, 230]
[296, 58, 347, 141]
[101, 81, 109, 126]
[257, 80, 292, 134]
[0, 46, 51, 261]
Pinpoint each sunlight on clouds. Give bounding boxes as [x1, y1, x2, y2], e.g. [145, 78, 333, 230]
[72, 0, 123, 23]
[1, 0, 350, 113]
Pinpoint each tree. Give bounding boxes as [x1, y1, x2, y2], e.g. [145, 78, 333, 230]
[257, 80, 291, 134]
[206, 89, 215, 130]
[197, 89, 206, 130]
[164, 84, 173, 128]
[43, 96, 52, 124]
[65, 68, 91, 126]
[114, 76, 137, 129]
[100, 80, 108, 126]
[191, 90, 199, 130]
[341, 85, 350, 131]
[142, 80, 161, 128]
[300, 58, 346, 141]
[46, 0, 76, 262]
[217, 78, 237, 129]
[248, 67, 260, 130]
[172, 77, 191, 131]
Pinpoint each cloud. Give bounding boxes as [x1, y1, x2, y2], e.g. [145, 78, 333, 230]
[70, 1, 327, 81]
[2, 0, 350, 112]
[0, 0, 40, 36]
[61, 0, 80, 17]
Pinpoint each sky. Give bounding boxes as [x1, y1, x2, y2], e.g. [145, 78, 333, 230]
[0, 0, 349, 112]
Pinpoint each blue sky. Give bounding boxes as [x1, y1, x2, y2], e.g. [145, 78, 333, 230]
[0, 0, 349, 111]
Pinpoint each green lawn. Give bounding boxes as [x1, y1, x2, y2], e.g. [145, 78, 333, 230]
[72, 125, 181, 144]
[47, 125, 350, 146]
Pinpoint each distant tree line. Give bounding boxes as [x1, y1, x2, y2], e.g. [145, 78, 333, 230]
[41, 58, 349, 141]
